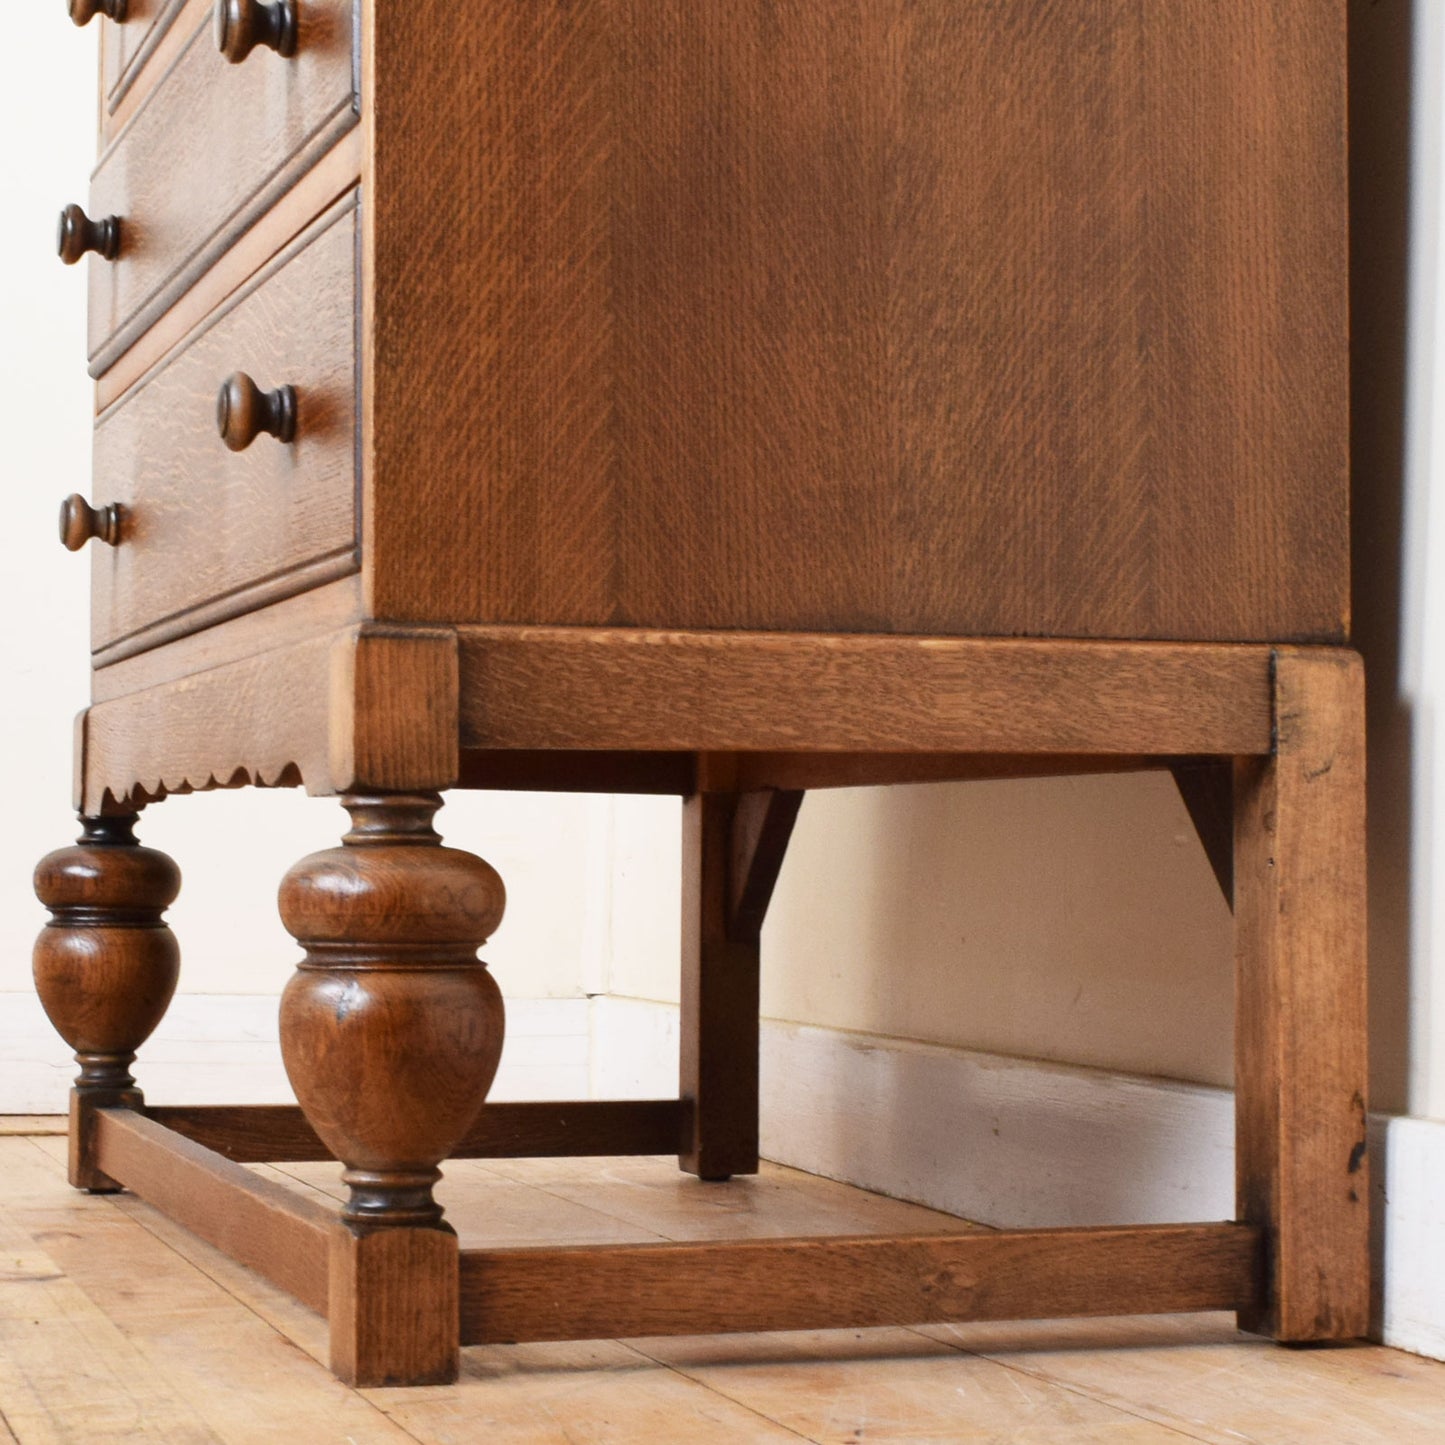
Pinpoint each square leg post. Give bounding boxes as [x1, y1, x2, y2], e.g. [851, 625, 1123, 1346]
[680, 792, 759, 1179]
[680, 789, 803, 1180]
[1234, 648, 1369, 1340]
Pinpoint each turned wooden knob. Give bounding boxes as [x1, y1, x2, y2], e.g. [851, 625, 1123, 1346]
[217, 372, 296, 451]
[69, 0, 128, 26]
[59, 494, 122, 550]
[57, 204, 121, 265]
[214, 0, 296, 62]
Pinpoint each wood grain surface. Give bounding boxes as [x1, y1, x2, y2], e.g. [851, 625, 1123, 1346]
[100, 0, 186, 118]
[92, 1107, 332, 1313]
[680, 794, 756, 1179]
[92, 195, 358, 654]
[1234, 648, 1369, 1340]
[10, 1135, 1445, 1441]
[79, 624, 454, 812]
[330, 1224, 459, 1387]
[365, 0, 1346, 643]
[88, 0, 356, 372]
[146, 1100, 686, 1162]
[459, 1223, 1262, 1343]
[90, 574, 363, 697]
[95, 127, 363, 412]
[457, 629, 1275, 755]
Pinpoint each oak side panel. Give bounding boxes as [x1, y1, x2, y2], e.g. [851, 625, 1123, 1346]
[1234, 649, 1369, 1340]
[367, 0, 1345, 642]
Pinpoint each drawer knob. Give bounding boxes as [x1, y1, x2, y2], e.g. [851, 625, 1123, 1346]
[217, 372, 297, 451]
[57, 204, 121, 266]
[68, 0, 128, 25]
[214, 0, 297, 63]
[59, 494, 122, 551]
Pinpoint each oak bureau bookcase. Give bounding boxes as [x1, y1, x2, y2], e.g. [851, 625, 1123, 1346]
[35, 0, 1365, 1388]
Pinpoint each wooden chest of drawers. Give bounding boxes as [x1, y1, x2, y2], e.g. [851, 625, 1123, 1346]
[35, 0, 1367, 1390]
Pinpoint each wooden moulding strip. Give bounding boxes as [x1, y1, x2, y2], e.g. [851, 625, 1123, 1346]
[92, 1108, 331, 1315]
[457, 629, 1275, 756]
[460, 1222, 1263, 1345]
[146, 1100, 686, 1163]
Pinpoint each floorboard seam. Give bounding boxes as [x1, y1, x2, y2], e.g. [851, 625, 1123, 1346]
[904, 1326, 1216, 1443]
[616, 1339, 821, 1443]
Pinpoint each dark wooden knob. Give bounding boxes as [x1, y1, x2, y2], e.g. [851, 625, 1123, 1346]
[57, 204, 121, 266]
[69, 0, 128, 25]
[59, 494, 122, 550]
[217, 372, 297, 451]
[214, 0, 296, 63]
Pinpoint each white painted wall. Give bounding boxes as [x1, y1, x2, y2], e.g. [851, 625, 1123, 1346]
[1398, 1, 1445, 1122]
[607, 776, 1234, 1086]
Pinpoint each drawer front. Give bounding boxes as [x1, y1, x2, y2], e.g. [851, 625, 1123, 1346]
[92, 196, 358, 660]
[101, 0, 186, 117]
[87, 0, 357, 375]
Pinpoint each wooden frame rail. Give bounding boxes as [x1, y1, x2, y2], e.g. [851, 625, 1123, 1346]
[145, 1099, 685, 1162]
[87, 1107, 1264, 1357]
[460, 1223, 1263, 1343]
[92, 1107, 331, 1313]
[42, 644, 1363, 1386]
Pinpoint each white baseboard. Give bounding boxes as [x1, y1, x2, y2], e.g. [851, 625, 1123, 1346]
[588, 995, 1445, 1363]
[1, 992, 591, 1113]
[1373, 1113, 1445, 1361]
[587, 996, 1236, 1224]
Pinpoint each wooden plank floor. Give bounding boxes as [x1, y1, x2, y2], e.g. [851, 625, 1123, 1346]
[3, 1123, 1444, 1442]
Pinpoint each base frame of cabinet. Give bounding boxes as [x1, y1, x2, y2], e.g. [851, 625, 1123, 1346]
[35, 633, 1369, 1386]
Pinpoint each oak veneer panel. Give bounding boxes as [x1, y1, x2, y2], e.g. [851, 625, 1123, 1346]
[457, 629, 1275, 755]
[366, 0, 1346, 643]
[88, 0, 357, 371]
[92, 197, 358, 655]
[459, 1223, 1262, 1343]
[1235, 649, 1369, 1340]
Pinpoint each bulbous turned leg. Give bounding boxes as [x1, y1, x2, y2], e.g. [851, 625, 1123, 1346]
[33, 814, 181, 1191]
[278, 792, 505, 1385]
